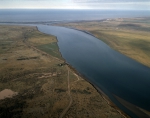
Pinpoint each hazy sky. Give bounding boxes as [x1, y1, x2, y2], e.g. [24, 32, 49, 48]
[0, 0, 150, 10]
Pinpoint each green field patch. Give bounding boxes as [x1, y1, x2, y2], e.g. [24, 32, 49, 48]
[37, 42, 63, 60]
[118, 23, 150, 31]
[129, 40, 150, 56]
[71, 89, 91, 94]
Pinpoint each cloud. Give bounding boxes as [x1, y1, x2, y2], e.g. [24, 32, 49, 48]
[72, 0, 150, 3]
[0, 0, 149, 9]
[71, 0, 150, 10]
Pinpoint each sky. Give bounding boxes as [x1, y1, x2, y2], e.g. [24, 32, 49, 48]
[0, 0, 150, 10]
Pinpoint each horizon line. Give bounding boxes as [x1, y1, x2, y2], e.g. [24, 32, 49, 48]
[0, 8, 150, 11]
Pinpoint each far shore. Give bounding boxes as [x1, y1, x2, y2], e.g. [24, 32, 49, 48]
[1, 17, 150, 117]
[51, 17, 150, 118]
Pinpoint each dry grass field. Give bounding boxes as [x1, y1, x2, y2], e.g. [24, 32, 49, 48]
[0, 25, 125, 118]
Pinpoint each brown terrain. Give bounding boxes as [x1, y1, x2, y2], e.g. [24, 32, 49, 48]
[0, 25, 127, 118]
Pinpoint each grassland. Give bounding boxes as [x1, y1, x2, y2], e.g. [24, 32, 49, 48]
[55, 17, 150, 67]
[0, 25, 126, 118]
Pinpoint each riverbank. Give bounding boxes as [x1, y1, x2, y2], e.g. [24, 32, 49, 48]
[53, 17, 150, 118]
[0, 25, 126, 118]
[47, 26, 128, 117]
[66, 63, 128, 118]
[66, 53, 150, 118]
[55, 17, 150, 67]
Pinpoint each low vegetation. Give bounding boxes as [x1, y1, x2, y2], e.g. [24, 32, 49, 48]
[0, 25, 125, 118]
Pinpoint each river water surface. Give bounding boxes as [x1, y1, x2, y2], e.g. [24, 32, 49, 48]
[37, 25, 150, 118]
[1, 9, 150, 117]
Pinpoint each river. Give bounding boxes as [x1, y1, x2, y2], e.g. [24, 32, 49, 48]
[37, 25, 150, 118]
[1, 9, 150, 117]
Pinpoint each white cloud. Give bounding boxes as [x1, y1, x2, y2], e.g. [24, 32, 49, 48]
[0, 0, 149, 9]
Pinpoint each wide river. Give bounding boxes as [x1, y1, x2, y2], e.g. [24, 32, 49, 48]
[37, 25, 150, 118]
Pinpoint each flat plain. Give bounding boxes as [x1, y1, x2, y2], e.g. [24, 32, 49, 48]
[0, 25, 126, 118]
